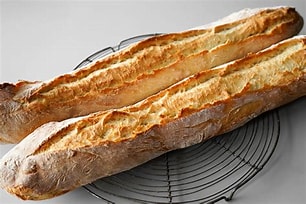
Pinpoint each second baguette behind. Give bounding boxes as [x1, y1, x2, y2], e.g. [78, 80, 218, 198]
[0, 6, 304, 143]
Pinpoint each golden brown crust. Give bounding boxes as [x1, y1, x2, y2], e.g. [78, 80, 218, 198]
[0, 6, 303, 143]
[0, 35, 305, 200]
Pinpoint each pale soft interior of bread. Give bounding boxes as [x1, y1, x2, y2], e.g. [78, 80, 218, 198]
[36, 37, 305, 154]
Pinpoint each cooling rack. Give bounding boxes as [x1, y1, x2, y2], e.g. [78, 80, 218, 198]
[74, 34, 280, 204]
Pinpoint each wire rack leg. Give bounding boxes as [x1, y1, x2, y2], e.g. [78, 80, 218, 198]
[166, 153, 173, 204]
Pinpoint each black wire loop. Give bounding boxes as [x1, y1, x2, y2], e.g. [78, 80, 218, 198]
[74, 33, 162, 70]
[76, 34, 280, 203]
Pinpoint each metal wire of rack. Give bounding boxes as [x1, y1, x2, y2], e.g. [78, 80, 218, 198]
[74, 34, 280, 204]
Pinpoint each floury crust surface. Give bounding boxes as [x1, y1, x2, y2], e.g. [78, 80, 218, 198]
[0, 35, 305, 200]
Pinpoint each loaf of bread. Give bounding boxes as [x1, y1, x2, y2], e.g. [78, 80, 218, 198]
[0, 35, 305, 200]
[0, 6, 303, 144]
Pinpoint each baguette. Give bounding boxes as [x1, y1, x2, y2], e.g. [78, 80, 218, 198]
[1, 35, 305, 200]
[0, 6, 303, 144]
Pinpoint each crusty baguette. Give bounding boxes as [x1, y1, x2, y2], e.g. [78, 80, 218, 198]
[0, 6, 303, 144]
[0, 35, 305, 200]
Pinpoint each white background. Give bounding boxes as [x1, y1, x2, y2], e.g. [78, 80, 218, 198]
[0, 0, 305, 203]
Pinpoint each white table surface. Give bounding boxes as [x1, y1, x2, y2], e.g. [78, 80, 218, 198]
[1, 0, 305, 203]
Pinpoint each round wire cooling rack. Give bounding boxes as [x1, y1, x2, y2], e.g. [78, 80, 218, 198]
[74, 34, 280, 204]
